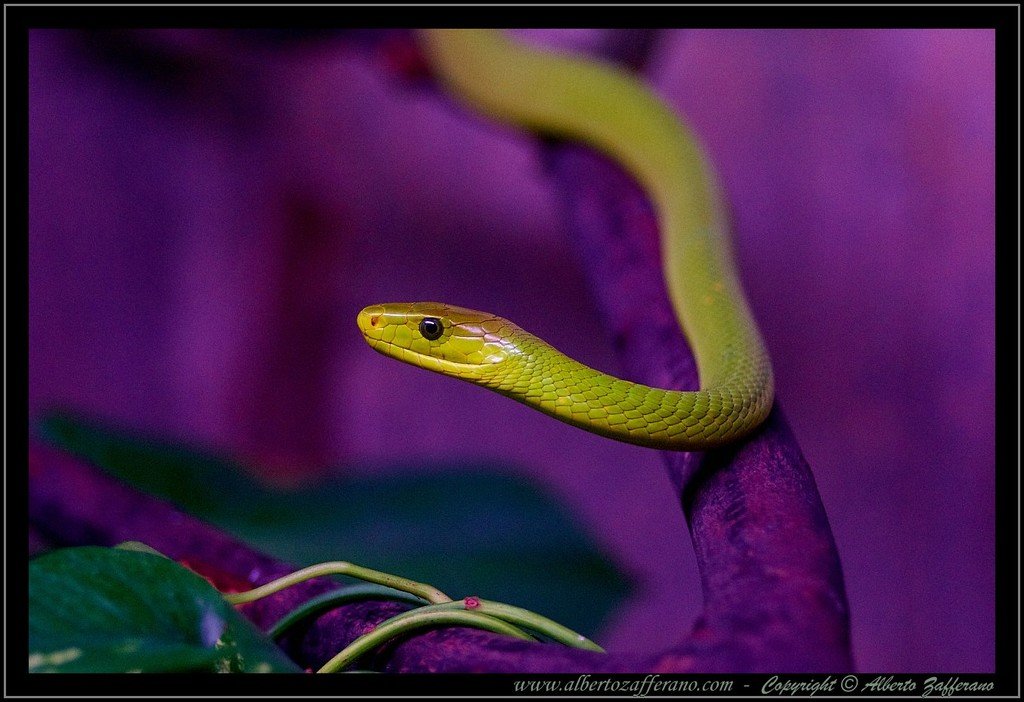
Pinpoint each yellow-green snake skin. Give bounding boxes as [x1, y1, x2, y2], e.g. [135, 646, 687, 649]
[357, 29, 774, 450]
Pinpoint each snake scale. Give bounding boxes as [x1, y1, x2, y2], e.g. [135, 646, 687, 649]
[357, 29, 774, 450]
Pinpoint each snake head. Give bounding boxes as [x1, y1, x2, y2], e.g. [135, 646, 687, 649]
[357, 302, 514, 375]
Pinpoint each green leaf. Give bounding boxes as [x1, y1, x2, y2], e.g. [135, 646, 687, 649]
[38, 412, 631, 637]
[114, 541, 170, 558]
[29, 547, 302, 673]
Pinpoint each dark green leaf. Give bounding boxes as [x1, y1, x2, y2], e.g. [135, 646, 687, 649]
[38, 412, 631, 636]
[29, 547, 301, 673]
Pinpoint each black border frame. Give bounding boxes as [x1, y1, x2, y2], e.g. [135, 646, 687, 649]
[6, 2, 1019, 697]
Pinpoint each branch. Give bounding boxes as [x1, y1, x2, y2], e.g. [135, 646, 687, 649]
[544, 30, 853, 672]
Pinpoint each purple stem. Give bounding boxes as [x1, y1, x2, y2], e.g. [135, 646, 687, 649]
[27, 28, 852, 673]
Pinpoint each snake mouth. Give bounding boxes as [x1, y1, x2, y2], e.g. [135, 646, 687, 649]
[363, 336, 501, 375]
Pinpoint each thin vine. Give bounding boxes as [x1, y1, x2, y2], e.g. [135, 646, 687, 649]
[117, 542, 605, 672]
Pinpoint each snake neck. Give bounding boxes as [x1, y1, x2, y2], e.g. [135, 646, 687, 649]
[476, 329, 770, 451]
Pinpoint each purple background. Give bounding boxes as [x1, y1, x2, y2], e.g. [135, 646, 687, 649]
[29, 29, 994, 671]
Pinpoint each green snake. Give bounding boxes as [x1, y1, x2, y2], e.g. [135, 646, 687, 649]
[357, 29, 774, 450]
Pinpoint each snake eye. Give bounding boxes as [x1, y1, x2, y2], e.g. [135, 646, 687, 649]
[419, 317, 444, 341]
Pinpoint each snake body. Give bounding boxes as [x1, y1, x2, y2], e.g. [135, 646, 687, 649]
[357, 29, 773, 450]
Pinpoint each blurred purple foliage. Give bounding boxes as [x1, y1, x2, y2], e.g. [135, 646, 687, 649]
[29, 28, 993, 671]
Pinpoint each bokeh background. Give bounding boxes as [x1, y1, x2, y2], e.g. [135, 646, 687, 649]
[29, 28, 994, 671]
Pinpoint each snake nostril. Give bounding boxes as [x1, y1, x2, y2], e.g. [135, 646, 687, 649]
[370, 315, 380, 327]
